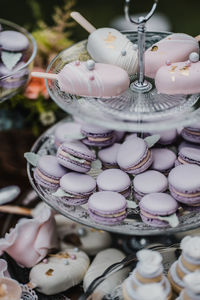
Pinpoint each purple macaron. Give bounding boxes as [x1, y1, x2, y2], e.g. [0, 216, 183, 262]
[181, 124, 200, 144]
[98, 143, 120, 169]
[148, 129, 177, 145]
[81, 124, 115, 147]
[176, 147, 200, 166]
[60, 172, 96, 206]
[117, 137, 153, 175]
[139, 193, 178, 227]
[54, 122, 82, 148]
[0, 30, 29, 52]
[151, 148, 176, 175]
[168, 164, 200, 206]
[133, 170, 168, 201]
[88, 191, 127, 225]
[57, 141, 96, 173]
[97, 169, 131, 198]
[0, 62, 29, 88]
[114, 131, 125, 142]
[34, 155, 67, 189]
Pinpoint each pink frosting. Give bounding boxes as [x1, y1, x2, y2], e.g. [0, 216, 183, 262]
[0, 206, 58, 268]
[155, 61, 200, 95]
[57, 61, 130, 97]
[145, 33, 199, 78]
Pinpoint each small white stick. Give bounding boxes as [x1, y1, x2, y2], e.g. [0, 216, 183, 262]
[71, 11, 96, 34]
[31, 72, 58, 80]
[0, 205, 32, 216]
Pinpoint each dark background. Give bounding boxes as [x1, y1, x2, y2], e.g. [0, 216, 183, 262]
[1, 0, 200, 39]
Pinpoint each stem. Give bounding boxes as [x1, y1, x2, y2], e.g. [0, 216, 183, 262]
[137, 22, 146, 86]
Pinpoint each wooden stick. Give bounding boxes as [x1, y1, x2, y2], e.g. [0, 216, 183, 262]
[31, 72, 58, 80]
[0, 205, 32, 216]
[71, 11, 96, 34]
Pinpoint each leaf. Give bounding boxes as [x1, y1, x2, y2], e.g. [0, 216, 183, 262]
[157, 213, 179, 228]
[1, 51, 22, 70]
[144, 134, 160, 148]
[91, 159, 102, 170]
[63, 133, 85, 140]
[126, 200, 138, 209]
[52, 188, 73, 198]
[24, 152, 40, 167]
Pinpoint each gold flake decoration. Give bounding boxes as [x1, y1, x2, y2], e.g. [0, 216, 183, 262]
[104, 32, 117, 44]
[151, 45, 158, 52]
[179, 66, 190, 76]
[170, 66, 177, 73]
[49, 252, 70, 259]
[45, 268, 54, 276]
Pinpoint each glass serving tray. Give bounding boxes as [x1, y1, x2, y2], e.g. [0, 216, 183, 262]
[45, 31, 200, 133]
[27, 119, 200, 236]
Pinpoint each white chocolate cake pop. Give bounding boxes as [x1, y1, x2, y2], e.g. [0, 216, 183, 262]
[145, 33, 199, 78]
[168, 236, 200, 294]
[0, 278, 22, 300]
[83, 248, 130, 300]
[155, 57, 200, 95]
[55, 215, 112, 256]
[32, 60, 130, 98]
[29, 249, 90, 295]
[123, 249, 172, 300]
[71, 12, 138, 75]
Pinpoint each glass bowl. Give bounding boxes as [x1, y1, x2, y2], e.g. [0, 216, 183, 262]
[0, 19, 37, 103]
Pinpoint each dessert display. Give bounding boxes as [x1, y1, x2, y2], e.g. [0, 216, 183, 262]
[145, 33, 199, 78]
[83, 248, 130, 299]
[177, 271, 200, 300]
[34, 155, 67, 190]
[168, 236, 200, 294]
[57, 140, 96, 173]
[71, 11, 138, 75]
[58, 172, 96, 206]
[81, 124, 115, 147]
[55, 214, 112, 256]
[97, 169, 131, 198]
[155, 58, 200, 95]
[133, 170, 168, 201]
[122, 249, 172, 300]
[32, 60, 130, 98]
[29, 248, 90, 295]
[139, 193, 179, 228]
[88, 191, 127, 225]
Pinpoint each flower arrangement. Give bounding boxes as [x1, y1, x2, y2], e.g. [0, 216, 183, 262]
[1, 0, 76, 136]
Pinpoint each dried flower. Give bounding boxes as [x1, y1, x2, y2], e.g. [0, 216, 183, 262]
[25, 68, 49, 100]
[39, 111, 56, 126]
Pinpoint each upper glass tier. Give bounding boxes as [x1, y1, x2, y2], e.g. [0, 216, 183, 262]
[46, 31, 200, 133]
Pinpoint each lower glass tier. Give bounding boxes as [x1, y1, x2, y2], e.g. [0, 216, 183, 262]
[27, 119, 200, 236]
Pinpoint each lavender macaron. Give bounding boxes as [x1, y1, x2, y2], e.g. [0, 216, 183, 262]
[88, 191, 127, 225]
[98, 143, 121, 169]
[117, 137, 153, 175]
[176, 147, 200, 166]
[34, 155, 67, 189]
[133, 170, 168, 201]
[81, 124, 115, 147]
[0, 62, 29, 89]
[147, 129, 177, 145]
[181, 124, 200, 144]
[168, 164, 200, 207]
[57, 141, 96, 173]
[151, 148, 176, 175]
[0, 30, 29, 52]
[97, 169, 131, 198]
[139, 193, 178, 228]
[54, 122, 82, 148]
[59, 172, 96, 206]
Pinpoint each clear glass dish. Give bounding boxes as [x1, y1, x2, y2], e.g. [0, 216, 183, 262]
[0, 19, 37, 103]
[27, 119, 200, 236]
[45, 31, 200, 133]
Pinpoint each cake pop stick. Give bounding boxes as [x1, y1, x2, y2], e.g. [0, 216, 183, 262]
[0, 205, 32, 216]
[31, 60, 130, 98]
[71, 11, 138, 75]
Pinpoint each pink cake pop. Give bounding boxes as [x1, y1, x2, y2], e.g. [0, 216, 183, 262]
[145, 33, 199, 78]
[155, 53, 200, 95]
[31, 60, 130, 98]
[0, 278, 22, 300]
[0, 205, 58, 268]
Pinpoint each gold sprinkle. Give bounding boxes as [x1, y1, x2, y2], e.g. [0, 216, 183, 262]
[90, 228, 104, 233]
[0, 284, 7, 297]
[170, 66, 177, 73]
[151, 45, 158, 52]
[179, 66, 190, 76]
[104, 32, 116, 43]
[45, 268, 54, 276]
[49, 252, 70, 259]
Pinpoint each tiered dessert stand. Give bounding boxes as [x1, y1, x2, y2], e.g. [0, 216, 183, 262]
[27, 0, 200, 240]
